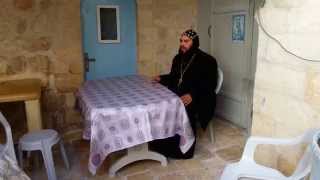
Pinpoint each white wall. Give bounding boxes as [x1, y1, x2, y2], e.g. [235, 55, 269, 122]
[252, 0, 320, 137]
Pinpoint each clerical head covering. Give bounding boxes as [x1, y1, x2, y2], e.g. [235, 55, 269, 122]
[181, 29, 200, 49]
[182, 29, 198, 40]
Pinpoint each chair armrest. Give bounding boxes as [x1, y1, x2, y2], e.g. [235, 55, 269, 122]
[240, 132, 315, 163]
[0, 113, 13, 147]
[0, 112, 16, 162]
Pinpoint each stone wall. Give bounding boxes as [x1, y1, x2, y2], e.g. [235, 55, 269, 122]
[251, 0, 320, 174]
[136, 0, 198, 76]
[0, 0, 83, 139]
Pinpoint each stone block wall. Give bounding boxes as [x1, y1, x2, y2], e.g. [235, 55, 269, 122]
[136, 0, 198, 76]
[251, 0, 320, 174]
[0, 0, 83, 139]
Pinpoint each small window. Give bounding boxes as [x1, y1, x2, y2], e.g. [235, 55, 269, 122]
[96, 5, 120, 43]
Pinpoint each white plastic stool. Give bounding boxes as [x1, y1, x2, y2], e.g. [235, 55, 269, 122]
[18, 129, 70, 180]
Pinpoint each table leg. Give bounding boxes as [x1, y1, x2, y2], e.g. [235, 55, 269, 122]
[108, 143, 167, 177]
[25, 99, 42, 131]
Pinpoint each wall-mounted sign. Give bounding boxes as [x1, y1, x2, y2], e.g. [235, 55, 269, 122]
[232, 15, 245, 43]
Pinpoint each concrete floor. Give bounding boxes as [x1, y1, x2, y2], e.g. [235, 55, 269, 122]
[23, 118, 247, 180]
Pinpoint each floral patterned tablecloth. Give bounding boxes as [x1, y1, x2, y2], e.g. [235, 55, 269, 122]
[77, 75, 195, 175]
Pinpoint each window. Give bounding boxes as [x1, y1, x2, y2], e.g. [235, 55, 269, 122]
[96, 5, 120, 43]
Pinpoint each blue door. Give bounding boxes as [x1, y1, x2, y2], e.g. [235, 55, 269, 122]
[81, 0, 137, 80]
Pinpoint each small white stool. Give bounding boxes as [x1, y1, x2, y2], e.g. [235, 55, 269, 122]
[18, 129, 70, 180]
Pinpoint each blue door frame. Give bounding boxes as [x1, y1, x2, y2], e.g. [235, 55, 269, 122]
[81, 0, 137, 80]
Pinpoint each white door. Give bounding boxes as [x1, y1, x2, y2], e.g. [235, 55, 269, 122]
[210, 0, 255, 130]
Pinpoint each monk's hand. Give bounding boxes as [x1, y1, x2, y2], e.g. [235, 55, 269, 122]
[151, 76, 161, 83]
[181, 94, 192, 106]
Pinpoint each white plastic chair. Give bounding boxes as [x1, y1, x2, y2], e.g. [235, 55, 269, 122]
[208, 66, 223, 143]
[18, 129, 70, 180]
[215, 66, 224, 95]
[0, 111, 17, 163]
[310, 131, 320, 180]
[220, 129, 319, 180]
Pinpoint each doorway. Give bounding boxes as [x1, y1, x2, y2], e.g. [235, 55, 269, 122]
[209, 0, 258, 134]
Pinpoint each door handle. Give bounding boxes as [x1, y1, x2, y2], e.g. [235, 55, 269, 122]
[208, 25, 212, 38]
[84, 53, 96, 72]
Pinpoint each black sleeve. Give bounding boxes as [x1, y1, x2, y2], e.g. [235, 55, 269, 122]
[198, 56, 218, 129]
[189, 56, 217, 102]
[159, 56, 179, 87]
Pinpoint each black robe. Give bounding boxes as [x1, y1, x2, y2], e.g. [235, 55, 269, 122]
[149, 48, 218, 159]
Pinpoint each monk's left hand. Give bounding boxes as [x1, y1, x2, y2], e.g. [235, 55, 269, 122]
[180, 94, 192, 106]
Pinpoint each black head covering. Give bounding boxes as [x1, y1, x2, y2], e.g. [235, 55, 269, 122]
[181, 29, 199, 49]
[179, 29, 200, 57]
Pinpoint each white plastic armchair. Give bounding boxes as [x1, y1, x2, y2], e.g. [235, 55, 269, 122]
[208, 66, 223, 143]
[0, 112, 30, 180]
[215, 66, 223, 94]
[220, 129, 319, 180]
[0, 111, 17, 163]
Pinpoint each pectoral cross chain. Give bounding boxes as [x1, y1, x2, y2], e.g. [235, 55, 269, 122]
[178, 54, 196, 88]
[178, 77, 183, 87]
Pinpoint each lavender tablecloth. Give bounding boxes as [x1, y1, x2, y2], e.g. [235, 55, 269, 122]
[77, 75, 195, 175]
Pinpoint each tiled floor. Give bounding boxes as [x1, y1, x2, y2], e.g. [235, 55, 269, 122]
[24, 118, 247, 180]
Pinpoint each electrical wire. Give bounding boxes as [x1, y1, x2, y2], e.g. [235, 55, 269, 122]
[256, 8, 320, 63]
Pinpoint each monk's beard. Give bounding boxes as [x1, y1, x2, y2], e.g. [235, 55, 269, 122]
[179, 47, 190, 54]
[179, 46, 197, 56]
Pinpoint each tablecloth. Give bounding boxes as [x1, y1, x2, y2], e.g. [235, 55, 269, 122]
[77, 75, 195, 174]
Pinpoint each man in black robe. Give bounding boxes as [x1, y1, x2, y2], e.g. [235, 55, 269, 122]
[149, 29, 218, 159]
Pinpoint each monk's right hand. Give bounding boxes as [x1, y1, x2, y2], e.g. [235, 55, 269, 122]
[151, 76, 161, 83]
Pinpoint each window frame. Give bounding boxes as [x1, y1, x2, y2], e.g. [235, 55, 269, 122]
[96, 5, 121, 43]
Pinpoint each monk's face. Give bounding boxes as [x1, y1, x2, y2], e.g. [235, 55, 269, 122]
[179, 35, 193, 54]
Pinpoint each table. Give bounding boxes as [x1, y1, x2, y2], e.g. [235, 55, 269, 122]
[77, 75, 195, 176]
[0, 79, 42, 131]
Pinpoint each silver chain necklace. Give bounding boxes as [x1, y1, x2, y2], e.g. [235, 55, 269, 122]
[178, 54, 196, 87]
